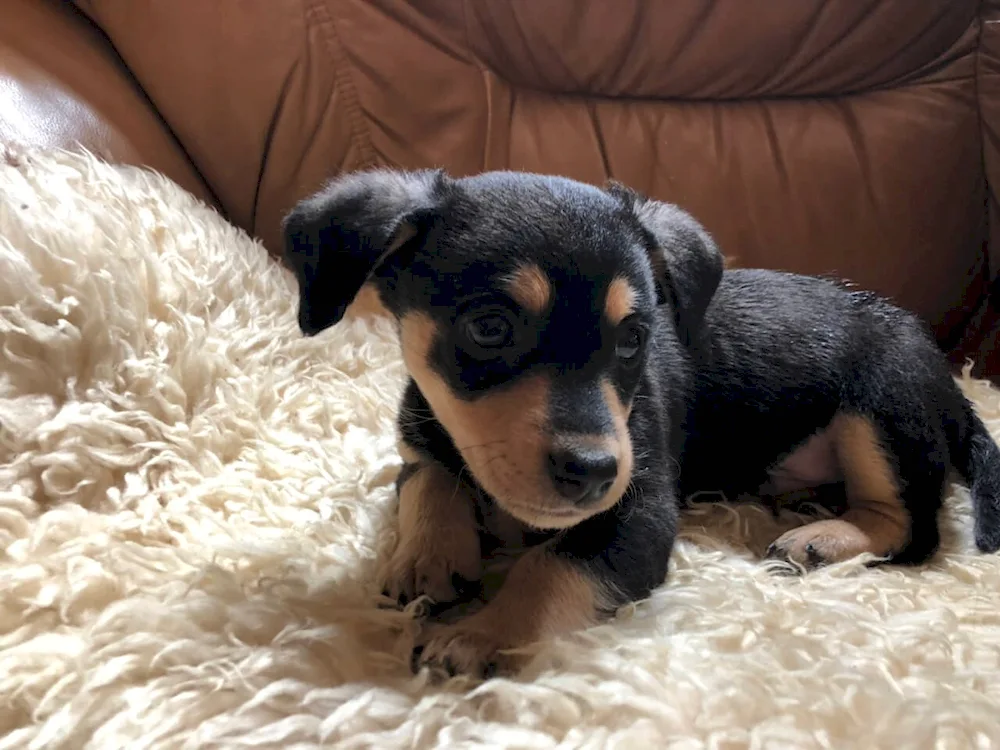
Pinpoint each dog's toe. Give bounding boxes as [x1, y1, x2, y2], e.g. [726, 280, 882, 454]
[413, 622, 517, 679]
[382, 537, 482, 608]
[764, 541, 782, 559]
[767, 519, 882, 569]
[767, 528, 829, 569]
[804, 542, 824, 566]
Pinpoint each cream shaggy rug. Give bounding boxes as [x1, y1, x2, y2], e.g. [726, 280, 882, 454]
[2, 147, 1000, 750]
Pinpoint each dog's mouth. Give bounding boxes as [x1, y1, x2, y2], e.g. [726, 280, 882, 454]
[494, 493, 624, 530]
[500, 501, 589, 530]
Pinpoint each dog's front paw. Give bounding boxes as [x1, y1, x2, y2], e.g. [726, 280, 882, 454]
[382, 526, 482, 606]
[413, 621, 520, 678]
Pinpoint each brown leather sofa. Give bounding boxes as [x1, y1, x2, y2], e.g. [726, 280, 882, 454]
[4, 0, 1000, 379]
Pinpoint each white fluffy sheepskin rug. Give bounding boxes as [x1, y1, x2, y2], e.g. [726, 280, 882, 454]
[3, 147, 1000, 750]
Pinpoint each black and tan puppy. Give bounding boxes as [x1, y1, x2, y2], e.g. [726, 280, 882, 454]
[282, 168, 1000, 677]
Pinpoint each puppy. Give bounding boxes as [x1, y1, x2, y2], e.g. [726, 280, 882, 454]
[282, 168, 1000, 677]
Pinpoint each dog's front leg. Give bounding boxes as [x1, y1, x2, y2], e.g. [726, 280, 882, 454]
[414, 544, 607, 677]
[415, 488, 676, 677]
[380, 454, 482, 606]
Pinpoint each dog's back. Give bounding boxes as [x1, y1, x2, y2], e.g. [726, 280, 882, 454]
[679, 267, 1000, 558]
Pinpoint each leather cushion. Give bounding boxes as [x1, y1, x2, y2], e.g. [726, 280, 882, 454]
[73, 0, 989, 346]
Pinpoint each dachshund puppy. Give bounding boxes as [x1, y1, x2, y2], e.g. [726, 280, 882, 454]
[282, 169, 1000, 677]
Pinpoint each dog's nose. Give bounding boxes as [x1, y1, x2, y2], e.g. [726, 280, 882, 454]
[547, 447, 618, 506]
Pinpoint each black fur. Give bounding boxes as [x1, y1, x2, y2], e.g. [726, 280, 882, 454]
[678, 270, 1000, 563]
[282, 169, 702, 613]
[283, 168, 1000, 675]
[282, 169, 445, 334]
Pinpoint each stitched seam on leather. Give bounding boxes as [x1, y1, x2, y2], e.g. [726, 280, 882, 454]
[459, 0, 484, 170]
[251, 60, 300, 238]
[461, 0, 493, 171]
[975, 4, 998, 280]
[944, 2, 996, 358]
[306, 0, 377, 168]
[461, 0, 514, 171]
[64, 5, 224, 210]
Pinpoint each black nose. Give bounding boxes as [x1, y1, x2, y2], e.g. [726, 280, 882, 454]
[547, 447, 618, 506]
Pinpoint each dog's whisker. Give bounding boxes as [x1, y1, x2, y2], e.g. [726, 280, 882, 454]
[396, 406, 438, 424]
[457, 439, 508, 453]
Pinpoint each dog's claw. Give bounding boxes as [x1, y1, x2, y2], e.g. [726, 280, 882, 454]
[410, 645, 425, 674]
[381, 528, 482, 610]
[412, 622, 517, 679]
[379, 586, 406, 610]
[805, 543, 824, 566]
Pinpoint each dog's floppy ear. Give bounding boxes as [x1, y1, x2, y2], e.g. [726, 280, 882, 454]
[282, 168, 448, 335]
[609, 182, 724, 344]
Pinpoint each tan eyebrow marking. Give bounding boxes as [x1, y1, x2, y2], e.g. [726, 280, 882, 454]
[605, 276, 637, 324]
[505, 263, 552, 315]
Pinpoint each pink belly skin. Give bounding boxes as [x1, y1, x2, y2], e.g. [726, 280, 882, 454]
[762, 428, 841, 495]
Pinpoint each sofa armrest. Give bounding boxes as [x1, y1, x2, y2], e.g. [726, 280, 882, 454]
[0, 0, 216, 208]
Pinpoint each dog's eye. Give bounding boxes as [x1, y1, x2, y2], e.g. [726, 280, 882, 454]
[615, 325, 644, 363]
[465, 313, 514, 349]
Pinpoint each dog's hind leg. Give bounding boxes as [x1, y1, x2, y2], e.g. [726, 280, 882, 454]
[767, 412, 944, 567]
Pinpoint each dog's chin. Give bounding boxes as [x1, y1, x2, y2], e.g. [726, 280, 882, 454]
[493, 494, 623, 531]
[462, 454, 629, 530]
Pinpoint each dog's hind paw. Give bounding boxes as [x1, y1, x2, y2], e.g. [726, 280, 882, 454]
[766, 518, 891, 568]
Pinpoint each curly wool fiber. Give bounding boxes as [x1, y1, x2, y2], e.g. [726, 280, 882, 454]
[2, 147, 999, 749]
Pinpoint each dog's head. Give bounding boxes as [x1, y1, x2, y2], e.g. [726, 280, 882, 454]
[283, 169, 722, 529]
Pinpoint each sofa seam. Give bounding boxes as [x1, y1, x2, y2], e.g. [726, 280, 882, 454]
[977, 2, 998, 280]
[943, 0, 1000, 361]
[305, 0, 377, 169]
[460, 22, 976, 107]
[66, 3, 224, 212]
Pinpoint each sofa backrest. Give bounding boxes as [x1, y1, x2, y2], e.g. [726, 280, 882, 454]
[67, 0, 1000, 351]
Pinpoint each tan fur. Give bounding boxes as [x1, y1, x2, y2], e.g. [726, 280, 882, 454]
[381, 461, 482, 603]
[416, 547, 606, 673]
[400, 313, 631, 529]
[770, 413, 910, 565]
[343, 284, 392, 320]
[601, 378, 634, 506]
[833, 414, 911, 553]
[397, 437, 423, 466]
[478, 500, 536, 550]
[605, 277, 637, 324]
[505, 264, 552, 315]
